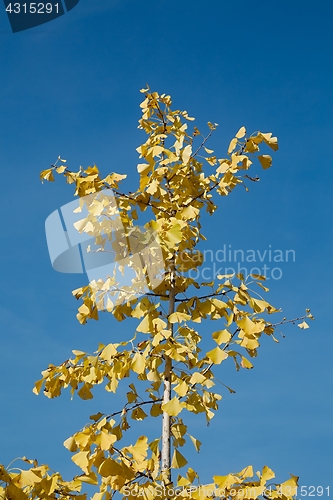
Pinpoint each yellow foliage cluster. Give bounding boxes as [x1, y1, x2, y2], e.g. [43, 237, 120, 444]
[1, 89, 313, 499]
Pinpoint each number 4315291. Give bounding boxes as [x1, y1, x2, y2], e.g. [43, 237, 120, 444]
[6, 3, 59, 14]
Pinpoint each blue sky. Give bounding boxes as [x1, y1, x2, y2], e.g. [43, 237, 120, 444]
[0, 0, 332, 495]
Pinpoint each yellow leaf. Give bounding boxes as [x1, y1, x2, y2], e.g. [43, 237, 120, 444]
[96, 431, 117, 451]
[207, 122, 218, 130]
[162, 397, 183, 416]
[137, 163, 150, 174]
[150, 403, 163, 417]
[72, 451, 90, 474]
[131, 407, 148, 420]
[182, 144, 192, 165]
[181, 205, 199, 220]
[240, 336, 260, 350]
[98, 458, 123, 478]
[189, 372, 206, 384]
[89, 412, 104, 421]
[188, 434, 201, 452]
[174, 380, 188, 397]
[100, 343, 117, 360]
[206, 347, 228, 364]
[32, 378, 44, 395]
[228, 138, 238, 154]
[240, 356, 254, 369]
[125, 436, 148, 463]
[298, 321, 309, 329]
[77, 384, 93, 400]
[136, 314, 153, 333]
[171, 449, 188, 469]
[239, 465, 254, 479]
[213, 474, 238, 489]
[12, 470, 42, 488]
[237, 316, 263, 335]
[40, 168, 54, 182]
[169, 311, 191, 323]
[178, 476, 191, 487]
[72, 349, 86, 357]
[279, 475, 299, 497]
[165, 223, 183, 246]
[63, 436, 78, 452]
[106, 297, 114, 312]
[258, 154, 272, 170]
[260, 132, 278, 151]
[235, 126, 246, 139]
[132, 352, 146, 374]
[212, 329, 231, 345]
[79, 472, 98, 485]
[261, 465, 275, 483]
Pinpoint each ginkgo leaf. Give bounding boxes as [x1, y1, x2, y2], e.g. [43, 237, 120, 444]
[279, 475, 299, 497]
[77, 384, 93, 400]
[182, 144, 192, 165]
[100, 343, 117, 360]
[258, 155, 272, 170]
[212, 329, 231, 345]
[105, 298, 114, 313]
[261, 465, 275, 482]
[162, 397, 183, 416]
[63, 436, 78, 452]
[72, 451, 89, 474]
[150, 404, 163, 417]
[238, 465, 254, 479]
[132, 352, 146, 374]
[79, 473, 98, 485]
[131, 407, 148, 420]
[207, 122, 218, 130]
[96, 431, 117, 451]
[89, 412, 104, 421]
[188, 434, 201, 452]
[177, 476, 191, 487]
[298, 321, 309, 329]
[40, 169, 54, 182]
[240, 356, 254, 369]
[98, 458, 123, 478]
[228, 138, 238, 154]
[165, 223, 183, 246]
[169, 312, 191, 323]
[32, 378, 44, 395]
[235, 126, 246, 138]
[171, 449, 188, 469]
[237, 316, 263, 335]
[174, 380, 188, 397]
[207, 347, 228, 364]
[214, 473, 239, 489]
[125, 436, 148, 463]
[189, 372, 206, 385]
[137, 163, 150, 174]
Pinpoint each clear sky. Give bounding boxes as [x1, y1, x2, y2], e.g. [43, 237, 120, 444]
[0, 0, 332, 496]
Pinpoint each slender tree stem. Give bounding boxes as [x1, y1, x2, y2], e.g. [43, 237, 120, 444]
[161, 258, 176, 485]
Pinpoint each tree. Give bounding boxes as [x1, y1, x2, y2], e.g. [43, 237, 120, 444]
[0, 88, 313, 500]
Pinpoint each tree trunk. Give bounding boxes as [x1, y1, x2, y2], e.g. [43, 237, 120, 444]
[161, 260, 176, 485]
